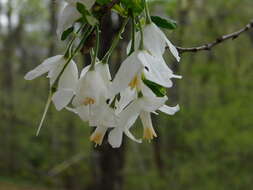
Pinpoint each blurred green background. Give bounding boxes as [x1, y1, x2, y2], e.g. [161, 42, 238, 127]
[0, 0, 253, 189]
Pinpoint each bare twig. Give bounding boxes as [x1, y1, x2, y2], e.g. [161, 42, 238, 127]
[175, 20, 253, 54]
[48, 153, 86, 176]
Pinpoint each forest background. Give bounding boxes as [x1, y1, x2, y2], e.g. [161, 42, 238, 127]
[0, 0, 253, 190]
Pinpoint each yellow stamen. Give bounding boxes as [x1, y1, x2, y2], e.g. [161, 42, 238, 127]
[90, 132, 103, 146]
[83, 97, 95, 105]
[143, 127, 157, 140]
[129, 75, 140, 89]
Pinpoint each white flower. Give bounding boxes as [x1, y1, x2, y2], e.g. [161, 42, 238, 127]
[110, 50, 180, 97]
[108, 94, 166, 148]
[109, 82, 180, 148]
[128, 22, 180, 62]
[57, 0, 96, 38]
[71, 63, 118, 145]
[72, 64, 108, 119]
[24, 55, 78, 111]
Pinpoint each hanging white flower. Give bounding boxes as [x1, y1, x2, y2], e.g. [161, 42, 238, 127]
[71, 63, 118, 145]
[109, 86, 180, 148]
[24, 55, 78, 111]
[110, 50, 180, 98]
[128, 22, 180, 62]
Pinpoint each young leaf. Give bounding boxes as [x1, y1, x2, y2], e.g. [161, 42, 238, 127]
[151, 16, 177, 30]
[61, 26, 74, 41]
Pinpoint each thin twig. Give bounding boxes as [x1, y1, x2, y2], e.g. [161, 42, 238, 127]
[175, 19, 253, 54]
[48, 153, 86, 176]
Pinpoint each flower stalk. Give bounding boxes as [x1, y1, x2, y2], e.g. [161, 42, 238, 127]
[102, 18, 129, 64]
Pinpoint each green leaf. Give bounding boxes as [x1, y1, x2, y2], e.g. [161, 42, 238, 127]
[151, 16, 177, 30]
[121, 0, 145, 15]
[61, 26, 74, 41]
[142, 79, 167, 97]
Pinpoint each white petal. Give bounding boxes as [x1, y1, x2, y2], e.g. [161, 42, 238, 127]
[139, 52, 174, 88]
[134, 23, 180, 62]
[75, 106, 90, 121]
[65, 106, 78, 114]
[57, 4, 81, 38]
[24, 55, 63, 80]
[80, 65, 91, 78]
[52, 89, 74, 111]
[165, 38, 180, 62]
[118, 100, 141, 130]
[90, 125, 108, 145]
[96, 63, 112, 93]
[143, 23, 166, 57]
[115, 87, 137, 114]
[58, 60, 78, 91]
[159, 104, 180, 115]
[139, 96, 167, 113]
[110, 51, 144, 97]
[48, 58, 66, 86]
[108, 128, 123, 148]
[89, 103, 118, 127]
[75, 70, 108, 106]
[124, 129, 142, 144]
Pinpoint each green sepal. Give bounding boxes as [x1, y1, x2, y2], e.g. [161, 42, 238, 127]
[142, 78, 167, 97]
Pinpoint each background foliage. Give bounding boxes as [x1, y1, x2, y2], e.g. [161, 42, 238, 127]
[0, 0, 253, 189]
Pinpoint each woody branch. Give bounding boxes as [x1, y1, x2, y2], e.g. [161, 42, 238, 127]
[175, 19, 253, 54]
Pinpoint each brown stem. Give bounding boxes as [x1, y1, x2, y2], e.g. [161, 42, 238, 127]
[174, 19, 253, 54]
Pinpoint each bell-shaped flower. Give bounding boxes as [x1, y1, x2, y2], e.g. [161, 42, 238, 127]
[71, 63, 118, 145]
[110, 50, 180, 98]
[24, 55, 78, 111]
[128, 22, 180, 62]
[108, 94, 165, 148]
[109, 82, 180, 148]
[57, 0, 96, 38]
[72, 64, 108, 119]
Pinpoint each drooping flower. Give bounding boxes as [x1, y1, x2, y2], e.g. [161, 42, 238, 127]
[129, 22, 180, 62]
[57, 0, 96, 38]
[110, 50, 181, 98]
[109, 83, 180, 148]
[24, 55, 78, 111]
[71, 63, 118, 145]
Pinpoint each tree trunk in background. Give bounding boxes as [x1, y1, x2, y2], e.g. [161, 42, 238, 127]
[88, 13, 126, 190]
[152, 116, 165, 178]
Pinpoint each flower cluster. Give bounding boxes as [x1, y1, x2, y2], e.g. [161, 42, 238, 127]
[24, 0, 182, 148]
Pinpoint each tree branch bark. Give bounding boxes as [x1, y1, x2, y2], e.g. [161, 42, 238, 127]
[175, 19, 253, 54]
